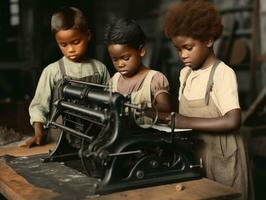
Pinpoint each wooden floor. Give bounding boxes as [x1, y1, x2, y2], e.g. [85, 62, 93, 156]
[0, 143, 241, 200]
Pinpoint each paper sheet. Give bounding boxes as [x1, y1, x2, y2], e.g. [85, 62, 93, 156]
[151, 124, 192, 133]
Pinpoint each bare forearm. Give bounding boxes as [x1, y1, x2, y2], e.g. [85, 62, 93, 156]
[155, 93, 172, 113]
[175, 109, 241, 133]
[33, 122, 44, 135]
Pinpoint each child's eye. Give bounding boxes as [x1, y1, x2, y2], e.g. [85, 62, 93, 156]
[122, 56, 130, 61]
[73, 40, 81, 45]
[59, 43, 67, 47]
[186, 46, 192, 51]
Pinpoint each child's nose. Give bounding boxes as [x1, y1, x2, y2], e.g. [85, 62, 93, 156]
[117, 60, 125, 67]
[67, 45, 75, 52]
[180, 50, 188, 59]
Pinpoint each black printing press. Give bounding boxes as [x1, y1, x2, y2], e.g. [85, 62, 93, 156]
[43, 79, 202, 194]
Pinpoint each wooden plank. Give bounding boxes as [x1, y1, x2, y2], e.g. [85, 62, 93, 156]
[0, 143, 55, 157]
[250, 0, 260, 100]
[0, 144, 241, 200]
[0, 160, 240, 200]
[96, 178, 240, 200]
[0, 160, 58, 200]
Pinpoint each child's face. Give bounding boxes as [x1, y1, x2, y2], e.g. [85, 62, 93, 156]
[171, 36, 213, 70]
[107, 44, 145, 78]
[55, 29, 91, 62]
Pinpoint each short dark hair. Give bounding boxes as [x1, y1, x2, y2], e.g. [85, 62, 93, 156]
[104, 18, 146, 49]
[51, 7, 89, 35]
[163, 0, 223, 42]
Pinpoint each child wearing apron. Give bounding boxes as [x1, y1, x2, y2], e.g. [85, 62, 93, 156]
[24, 7, 110, 147]
[104, 18, 171, 124]
[163, 1, 254, 199]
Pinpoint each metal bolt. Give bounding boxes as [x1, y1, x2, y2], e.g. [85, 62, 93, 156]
[150, 160, 158, 168]
[136, 170, 144, 179]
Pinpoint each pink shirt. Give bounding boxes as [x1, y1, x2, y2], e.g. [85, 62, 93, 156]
[113, 70, 170, 99]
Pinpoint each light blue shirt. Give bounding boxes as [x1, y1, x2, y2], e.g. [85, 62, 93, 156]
[29, 56, 110, 125]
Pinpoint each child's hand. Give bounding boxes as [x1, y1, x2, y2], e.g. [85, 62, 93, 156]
[157, 112, 171, 124]
[166, 113, 189, 129]
[19, 132, 45, 148]
[19, 122, 46, 148]
[19, 136, 39, 148]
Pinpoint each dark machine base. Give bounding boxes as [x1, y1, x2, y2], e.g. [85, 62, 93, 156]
[0, 154, 200, 197]
[97, 171, 200, 195]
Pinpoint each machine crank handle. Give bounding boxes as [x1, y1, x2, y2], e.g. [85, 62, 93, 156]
[189, 158, 203, 169]
[108, 150, 142, 157]
[124, 102, 147, 112]
[93, 150, 142, 160]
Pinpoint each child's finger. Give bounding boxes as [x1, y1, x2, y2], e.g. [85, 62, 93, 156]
[19, 137, 35, 148]
[26, 137, 36, 148]
[18, 143, 27, 147]
[36, 136, 41, 145]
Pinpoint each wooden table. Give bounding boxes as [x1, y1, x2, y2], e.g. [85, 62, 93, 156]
[0, 143, 241, 200]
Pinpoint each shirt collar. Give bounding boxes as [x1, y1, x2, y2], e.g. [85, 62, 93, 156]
[63, 56, 82, 67]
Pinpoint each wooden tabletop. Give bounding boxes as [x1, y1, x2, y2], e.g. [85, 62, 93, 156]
[96, 178, 240, 200]
[0, 143, 241, 200]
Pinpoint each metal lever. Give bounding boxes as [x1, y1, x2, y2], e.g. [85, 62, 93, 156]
[171, 112, 176, 133]
[170, 112, 176, 142]
[108, 150, 142, 157]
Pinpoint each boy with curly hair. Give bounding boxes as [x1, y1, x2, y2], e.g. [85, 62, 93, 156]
[163, 0, 254, 199]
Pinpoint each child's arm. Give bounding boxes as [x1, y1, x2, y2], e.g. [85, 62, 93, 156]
[173, 108, 241, 133]
[173, 63, 241, 133]
[21, 65, 56, 147]
[151, 72, 172, 113]
[155, 92, 171, 113]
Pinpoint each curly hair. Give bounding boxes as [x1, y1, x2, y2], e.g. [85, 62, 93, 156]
[163, 0, 223, 41]
[51, 7, 89, 35]
[104, 18, 146, 49]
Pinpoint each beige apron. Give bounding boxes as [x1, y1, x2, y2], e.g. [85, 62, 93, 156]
[112, 70, 157, 125]
[179, 61, 254, 200]
[48, 58, 102, 142]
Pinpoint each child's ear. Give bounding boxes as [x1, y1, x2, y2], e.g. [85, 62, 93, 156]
[139, 45, 146, 57]
[206, 39, 214, 48]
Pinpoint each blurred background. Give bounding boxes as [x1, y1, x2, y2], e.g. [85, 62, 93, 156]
[0, 0, 266, 199]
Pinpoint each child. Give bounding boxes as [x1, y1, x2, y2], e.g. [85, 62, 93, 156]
[104, 18, 171, 124]
[163, 0, 253, 199]
[23, 7, 110, 147]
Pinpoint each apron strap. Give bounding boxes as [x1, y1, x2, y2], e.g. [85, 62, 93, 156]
[181, 69, 192, 94]
[56, 58, 68, 100]
[83, 59, 101, 83]
[58, 58, 66, 78]
[89, 59, 97, 75]
[204, 60, 221, 105]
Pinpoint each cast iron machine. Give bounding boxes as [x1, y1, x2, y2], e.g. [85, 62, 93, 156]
[43, 79, 202, 194]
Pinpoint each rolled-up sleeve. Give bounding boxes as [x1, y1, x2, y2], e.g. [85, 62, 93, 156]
[29, 66, 56, 125]
[150, 72, 170, 99]
[213, 66, 240, 115]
